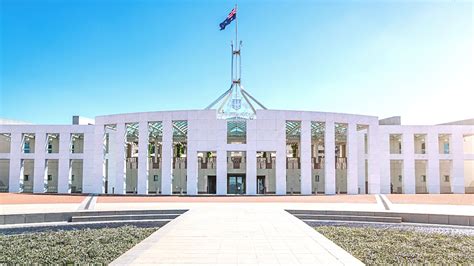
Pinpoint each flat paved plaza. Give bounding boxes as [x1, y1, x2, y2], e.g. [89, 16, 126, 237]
[111, 204, 363, 265]
[1, 193, 473, 264]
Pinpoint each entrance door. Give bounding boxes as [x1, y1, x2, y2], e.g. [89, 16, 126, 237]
[227, 175, 246, 194]
[257, 176, 265, 194]
[207, 175, 216, 194]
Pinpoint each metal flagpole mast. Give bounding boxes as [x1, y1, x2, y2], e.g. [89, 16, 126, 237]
[235, 4, 241, 100]
[235, 4, 238, 54]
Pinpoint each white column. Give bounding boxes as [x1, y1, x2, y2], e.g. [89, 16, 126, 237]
[85, 126, 104, 194]
[137, 120, 149, 194]
[347, 123, 359, 194]
[33, 132, 46, 193]
[367, 124, 381, 194]
[402, 132, 416, 194]
[186, 149, 197, 195]
[357, 131, 366, 194]
[324, 120, 335, 194]
[57, 132, 71, 193]
[246, 149, 257, 195]
[451, 132, 465, 193]
[107, 128, 117, 193]
[113, 123, 126, 194]
[246, 120, 257, 195]
[300, 120, 312, 195]
[8, 133, 22, 192]
[216, 149, 227, 195]
[379, 132, 391, 194]
[276, 119, 286, 195]
[427, 132, 440, 194]
[161, 120, 173, 195]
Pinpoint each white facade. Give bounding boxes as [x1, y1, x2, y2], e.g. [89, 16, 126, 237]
[0, 109, 473, 195]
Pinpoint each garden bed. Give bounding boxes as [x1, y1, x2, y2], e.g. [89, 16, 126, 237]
[0, 225, 158, 264]
[315, 225, 474, 264]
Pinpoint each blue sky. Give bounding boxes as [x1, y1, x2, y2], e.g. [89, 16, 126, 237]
[1, 0, 472, 125]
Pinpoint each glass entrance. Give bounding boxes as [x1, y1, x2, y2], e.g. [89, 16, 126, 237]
[227, 175, 245, 194]
[257, 176, 265, 194]
[207, 175, 216, 194]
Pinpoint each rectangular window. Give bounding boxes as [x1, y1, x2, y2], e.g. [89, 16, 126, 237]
[422, 175, 426, 182]
[24, 175, 29, 181]
[389, 134, 402, 154]
[227, 119, 246, 144]
[24, 142, 30, 153]
[71, 133, 84, 154]
[439, 134, 451, 154]
[47, 175, 52, 181]
[398, 175, 402, 182]
[414, 134, 427, 154]
[71, 175, 75, 181]
[153, 175, 159, 181]
[444, 143, 449, 154]
[315, 175, 319, 182]
[444, 175, 449, 182]
[46, 133, 59, 153]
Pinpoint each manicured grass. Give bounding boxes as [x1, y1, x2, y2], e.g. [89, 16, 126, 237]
[316, 226, 474, 265]
[0, 226, 158, 264]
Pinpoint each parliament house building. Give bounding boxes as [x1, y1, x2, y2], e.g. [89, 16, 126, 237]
[0, 107, 473, 195]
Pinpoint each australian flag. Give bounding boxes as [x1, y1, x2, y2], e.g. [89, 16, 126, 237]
[220, 8, 236, 30]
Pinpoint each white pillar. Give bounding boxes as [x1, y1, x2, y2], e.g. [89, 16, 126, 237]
[357, 131, 366, 194]
[216, 149, 227, 195]
[379, 132, 391, 194]
[403, 132, 416, 194]
[246, 120, 257, 195]
[276, 119, 286, 195]
[300, 120, 312, 195]
[246, 149, 257, 195]
[113, 123, 126, 194]
[451, 132, 465, 193]
[85, 126, 103, 194]
[324, 120, 335, 194]
[186, 149, 197, 195]
[427, 132, 440, 194]
[347, 123, 359, 194]
[161, 120, 173, 195]
[8, 133, 22, 192]
[33, 132, 46, 193]
[57, 132, 71, 193]
[367, 124, 381, 194]
[324, 121, 336, 195]
[137, 121, 149, 194]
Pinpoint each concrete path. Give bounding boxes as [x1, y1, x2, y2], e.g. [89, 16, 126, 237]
[112, 204, 363, 265]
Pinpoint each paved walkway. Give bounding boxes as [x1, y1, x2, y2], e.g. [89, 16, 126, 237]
[111, 204, 363, 265]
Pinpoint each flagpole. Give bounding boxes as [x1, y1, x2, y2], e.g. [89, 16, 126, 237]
[235, 4, 238, 51]
[234, 4, 238, 99]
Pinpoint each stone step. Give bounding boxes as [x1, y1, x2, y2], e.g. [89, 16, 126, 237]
[74, 209, 187, 217]
[295, 214, 402, 223]
[71, 213, 181, 223]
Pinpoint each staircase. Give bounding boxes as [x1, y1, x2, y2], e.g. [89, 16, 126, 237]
[70, 209, 187, 223]
[287, 210, 402, 223]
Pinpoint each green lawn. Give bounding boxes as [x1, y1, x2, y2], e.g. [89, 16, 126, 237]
[316, 226, 474, 265]
[0, 226, 158, 264]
